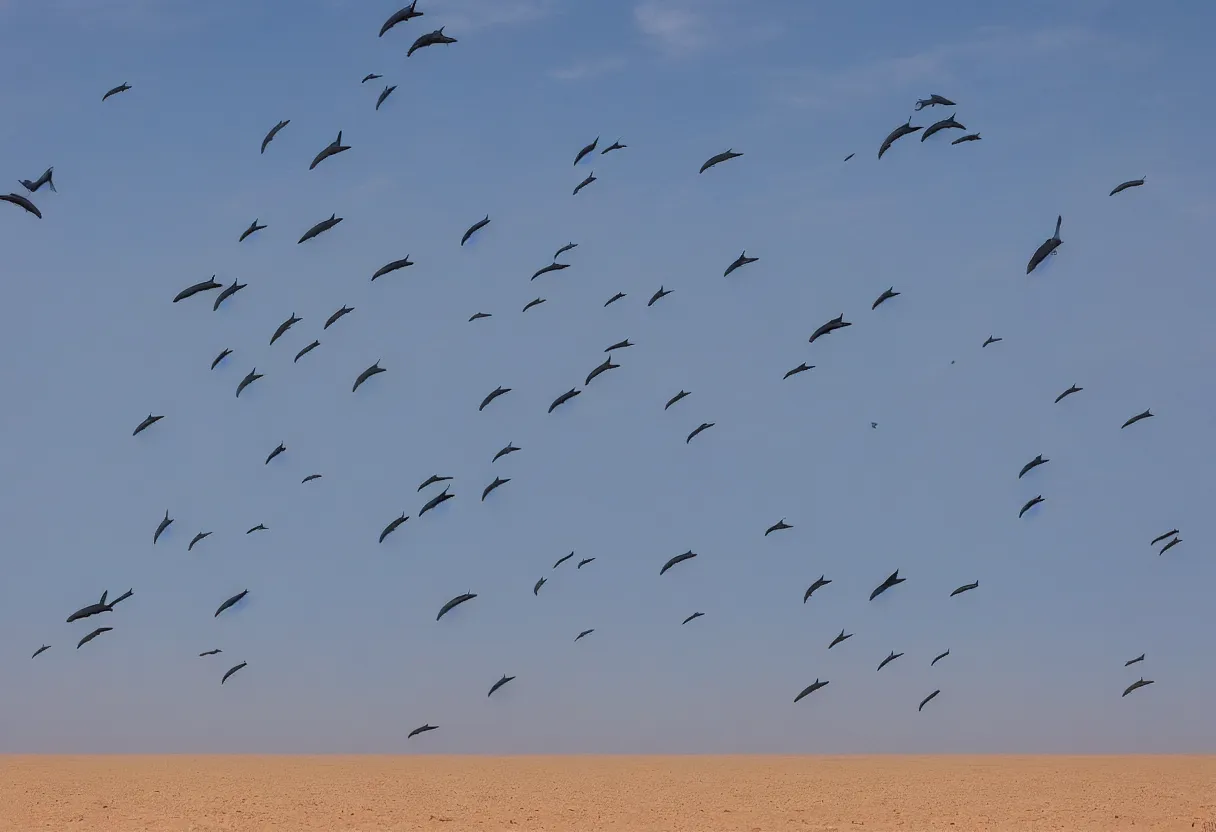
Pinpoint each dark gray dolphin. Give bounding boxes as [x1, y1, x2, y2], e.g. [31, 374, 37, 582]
[213, 279, 246, 311]
[408, 27, 456, 57]
[877, 650, 904, 671]
[372, 256, 414, 280]
[872, 287, 900, 309]
[294, 340, 320, 363]
[869, 570, 905, 601]
[573, 171, 596, 195]
[214, 589, 248, 618]
[1018, 455, 1048, 478]
[764, 519, 792, 536]
[379, 513, 408, 543]
[878, 118, 922, 158]
[77, 627, 113, 648]
[1026, 215, 1063, 274]
[1110, 177, 1145, 196]
[379, 1, 422, 37]
[493, 443, 520, 463]
[829, 629, 853, 649]
[548, 388, 580, 413]
[375, 84, 397, 111]
[1122, 678, 1154, 697]
[700, 149, 742, 173]
[1054, 384, 1082, 403]
[1019, 495, 1044, 518]
[18, 166, 55, 194]
[809, 314, 851, 344]
[794, 679, 828, 702]
[270, 313, 301, 345]
[1, 192, 42, 218]
[585, 357, 619, 386]
[803, 575, 831, 602]
[488, 674, 515, 697]
[665, 390, 690, 410]
[173, 276, 222, 303]
[133, 414, 163, 436]
[723, 251, 758, 277]
[352, 361, 386, 392]
[461, 215, 490, 246]
[437, 592, 476, 621]
[574, 137, 599, 165]
[419, 486, 455, 516]
[480, 386, 511, 411]
[660, 550, 697, 575]
[914, 94, 954, 110]
[235, 368, 263, 398]
[647, 286, 672, 306]
[325, 306, 354, 329]
[920, 113, 965, 141]
[154, 510, 173, 544]
[309, 132, 350, 171]
[261, 119, 289, 154]
[298, 214, 342, 243]
[482, 476, 509, 501]
[1121, 409, 1153, 429]
[102, 82, 131, 101]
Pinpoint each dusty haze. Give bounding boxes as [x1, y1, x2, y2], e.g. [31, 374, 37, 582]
[2, 755, 1213, 831]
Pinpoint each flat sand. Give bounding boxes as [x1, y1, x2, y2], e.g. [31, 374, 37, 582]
[2, 755, 1213, 831]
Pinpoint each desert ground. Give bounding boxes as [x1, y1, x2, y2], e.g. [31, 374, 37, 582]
[1, 755, 1213, 831]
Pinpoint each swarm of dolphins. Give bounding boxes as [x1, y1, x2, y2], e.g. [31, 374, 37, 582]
[9, 4, 1185, 746]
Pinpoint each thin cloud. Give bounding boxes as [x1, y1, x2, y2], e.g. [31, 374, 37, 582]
[633, 0, 781, 60]
[633, 0, 715, 57]
[775, 25, 1121, 110]
[429, 0, 559, 32]
[549, 56, 627, 82]
[43, 0, 208, 34]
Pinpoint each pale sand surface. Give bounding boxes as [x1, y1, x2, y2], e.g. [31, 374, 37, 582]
[2, 755, 1214, 832]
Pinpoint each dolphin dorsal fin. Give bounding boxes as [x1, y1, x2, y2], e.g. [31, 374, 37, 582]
[100, 591, 108, 604]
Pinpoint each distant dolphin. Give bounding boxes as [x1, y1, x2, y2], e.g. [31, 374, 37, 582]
[794, 679, 828, 702]
[214, 590, 248, 618]
[660, 550, 697, 575]
[437, 592, 476, 621]
[488, 674, 515, 697]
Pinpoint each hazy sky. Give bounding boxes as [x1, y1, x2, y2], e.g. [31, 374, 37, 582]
[2, 0, 1214, 754]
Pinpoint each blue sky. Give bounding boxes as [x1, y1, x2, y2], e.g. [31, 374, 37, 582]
[2, 0, 1214, 754]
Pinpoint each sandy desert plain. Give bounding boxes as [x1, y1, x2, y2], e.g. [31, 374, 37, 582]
[2, 755, 1215, 831]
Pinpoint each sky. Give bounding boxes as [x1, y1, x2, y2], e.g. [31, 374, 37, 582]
[1, 0, 1214, 754]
